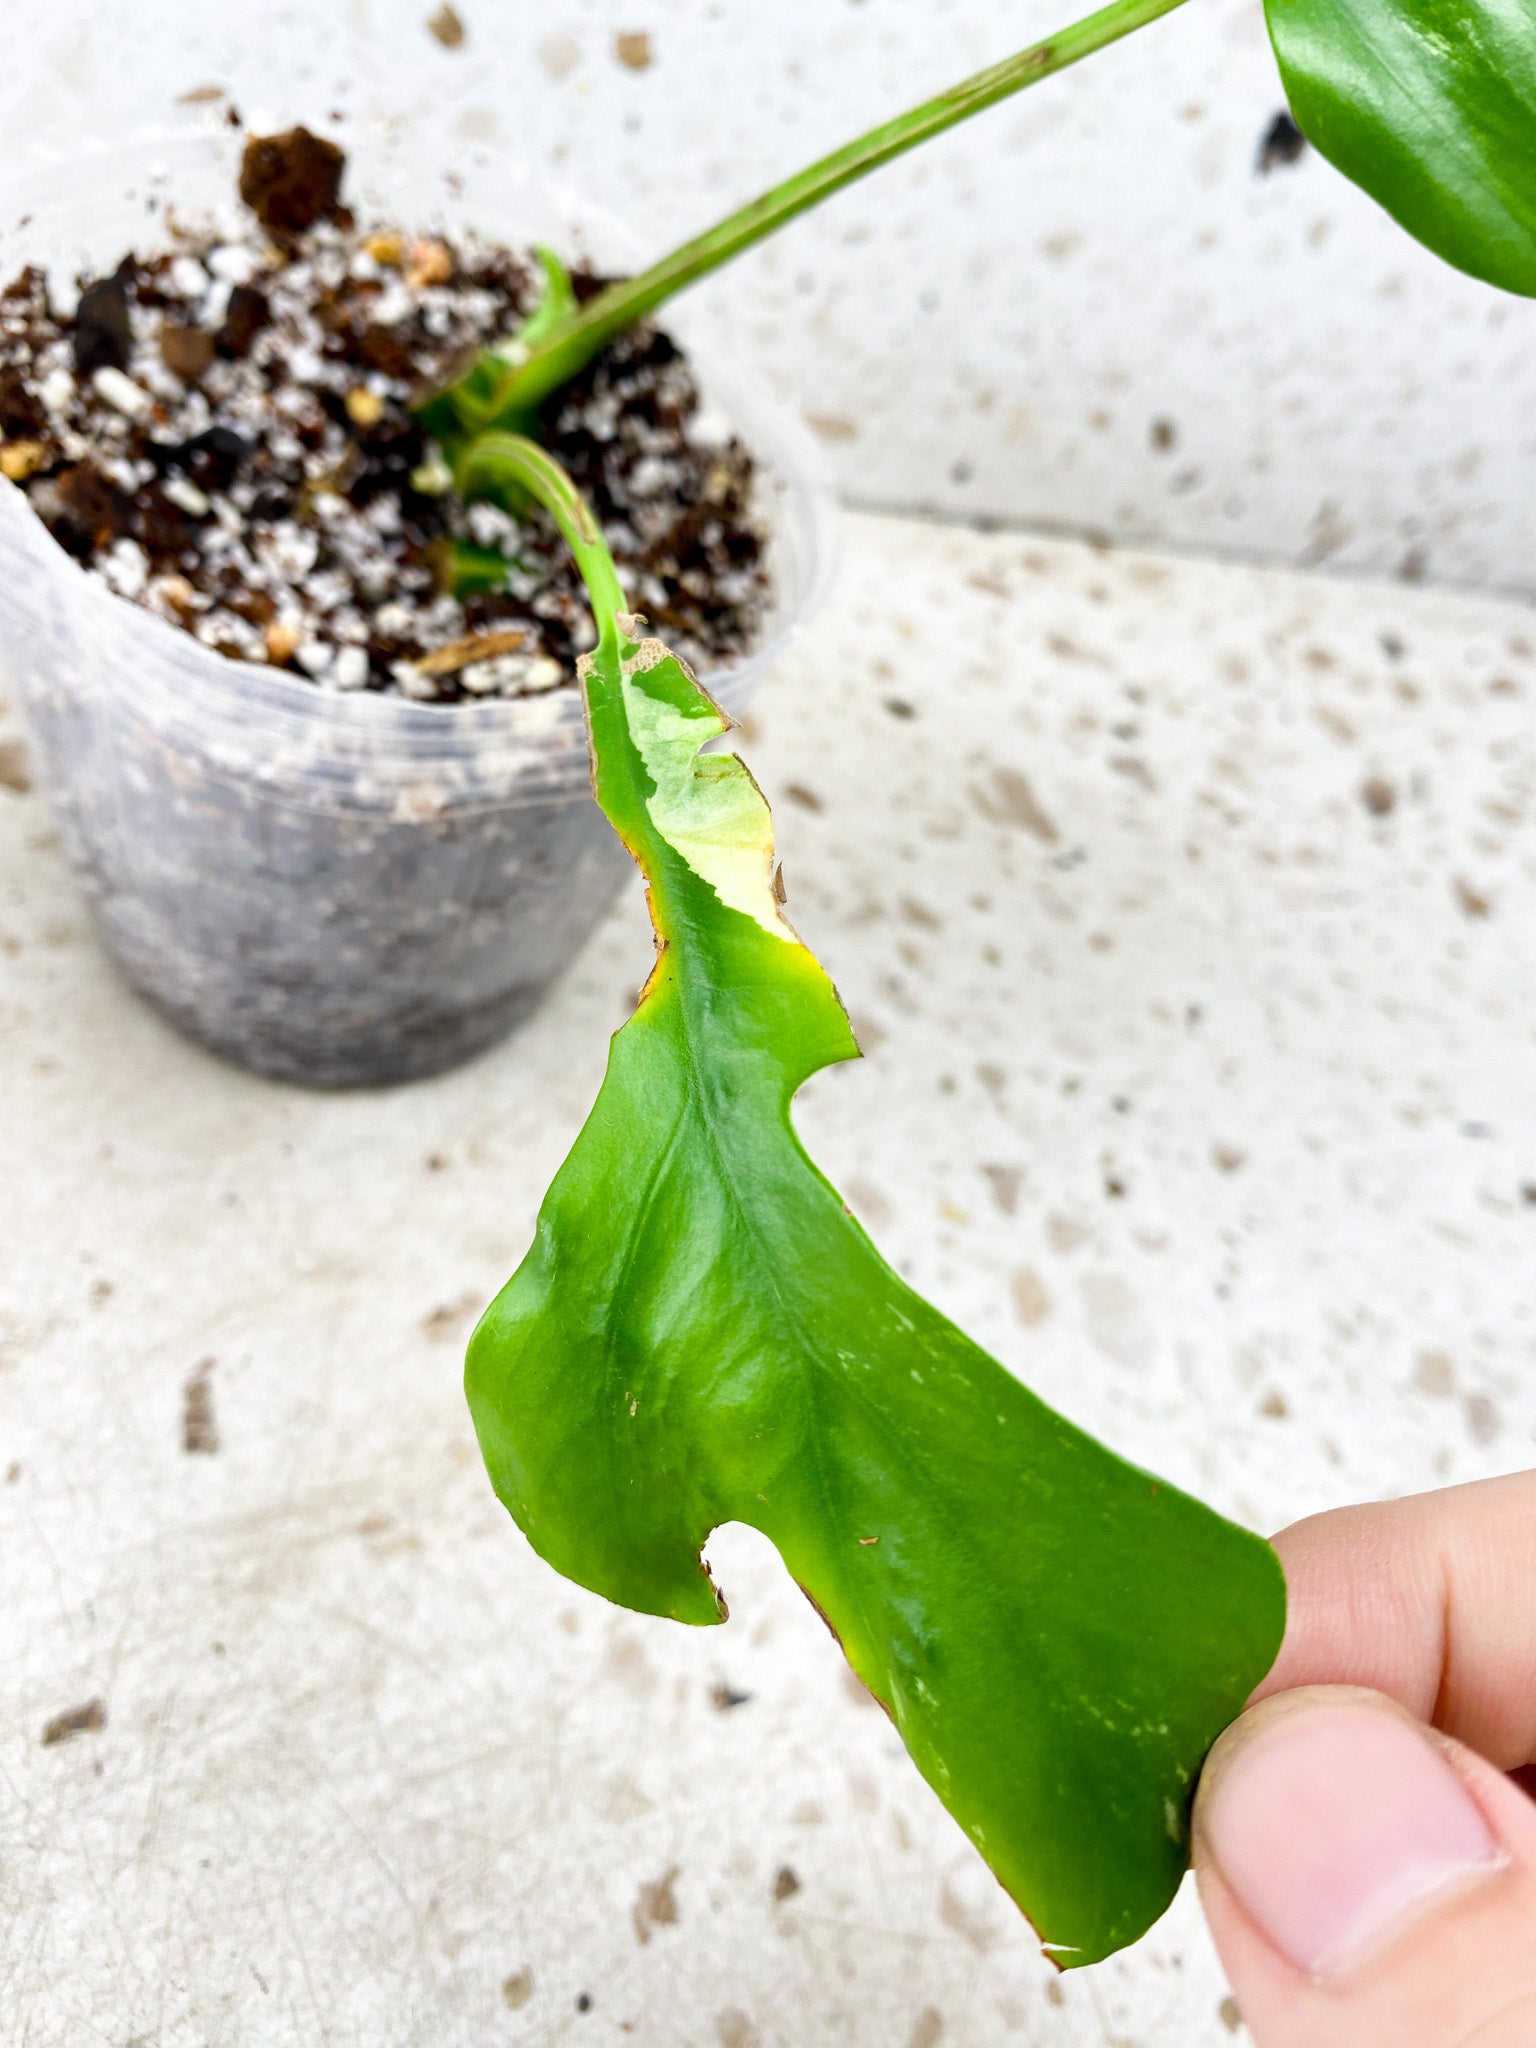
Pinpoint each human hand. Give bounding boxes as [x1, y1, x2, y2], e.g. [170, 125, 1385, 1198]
[1192, 1472, 1536, 2045]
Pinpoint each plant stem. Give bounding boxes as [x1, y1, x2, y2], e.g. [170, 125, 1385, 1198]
[456, 431, 627, 652]
[475, 0, 1190, 428]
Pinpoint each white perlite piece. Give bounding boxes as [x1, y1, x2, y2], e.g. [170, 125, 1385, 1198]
[99, 536, 148, 598]
[207, 242, 259, 284]
[46, 274, 80, 323]
[332, 645, 370, 690]
[169, 254, 209, 299]
[162, 477, 210, 518]
[296, 640, 334, 679]
[459, 657, 511, 694]
[38, 367, 75, 414]
[392, 659, 438, 698]
[91, 367, 152, 421]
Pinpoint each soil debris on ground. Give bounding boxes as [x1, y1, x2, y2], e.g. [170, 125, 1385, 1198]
[0, 128, 769, 702]
[632, 1866, 680, 1943]
[427, 3, 467, 47]
[0, 737, 31, 792]
[41, 1697, 107, 1746]
[183, 1357, 220, 1455]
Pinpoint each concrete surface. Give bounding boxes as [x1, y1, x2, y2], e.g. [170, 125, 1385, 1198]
[4, 0, 1536, 593]
[2, 508, 1534, 2046]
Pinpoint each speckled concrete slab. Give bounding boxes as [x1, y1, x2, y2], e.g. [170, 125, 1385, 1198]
[2, 511, 1532, 2047]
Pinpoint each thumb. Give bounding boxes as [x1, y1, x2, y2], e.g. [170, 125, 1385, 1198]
[1193, 1686, 1536, 2048]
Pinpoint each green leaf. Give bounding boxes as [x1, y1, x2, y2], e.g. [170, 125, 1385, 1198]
[463, 434, 1285, 1968]
[1266, 0, 1536, 295]
[511, 244, 580, 354]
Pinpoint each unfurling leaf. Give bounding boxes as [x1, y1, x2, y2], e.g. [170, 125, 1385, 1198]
[1266, 0, 1536, 295]
[416, 243, 577, 455]
[427, 536, 514, 598]
[463, 435, 1285, 1968]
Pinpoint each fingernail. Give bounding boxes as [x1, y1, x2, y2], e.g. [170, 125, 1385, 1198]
[1200, 1697, 1501, 1976]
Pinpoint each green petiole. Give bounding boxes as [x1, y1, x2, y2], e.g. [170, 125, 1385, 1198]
[417, 0, 1191, 447]
[452, 430, 626, 650]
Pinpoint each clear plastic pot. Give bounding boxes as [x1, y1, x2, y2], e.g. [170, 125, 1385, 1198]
[0, 130, 835, 1087]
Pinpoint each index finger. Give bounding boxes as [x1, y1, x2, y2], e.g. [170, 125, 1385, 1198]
[1258, 1471, 1536, 1775]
